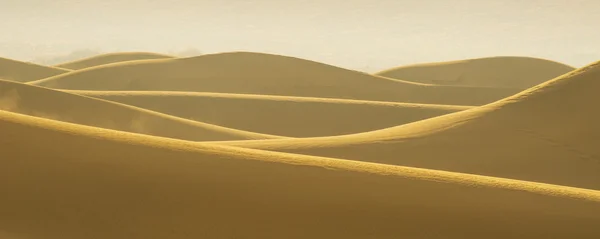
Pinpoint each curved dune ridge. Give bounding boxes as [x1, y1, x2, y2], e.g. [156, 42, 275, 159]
[2, 51, 599, 238]
[29, 52, 521, 106]
[0, 79, 282, 141]
[70, 90, 471, 137]
[54, 52, 174, 70]
[376, 56, 575, 89]
[0, 57, 70, 83]
[211, 61, 600, 190]
[1, 110, 600, 238]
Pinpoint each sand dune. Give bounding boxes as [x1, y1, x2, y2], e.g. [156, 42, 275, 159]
[54, 52, 174, 70]
[0, 57, 70, 82]
[70, 90, 471, 137]
[1, 109, 600, 238]
[212, 61, 600, 190]
[4, 48, 598, 238]
[29, 52, 520, 106]
[376, 56, 575, 88]
[0, 79, 281, 141]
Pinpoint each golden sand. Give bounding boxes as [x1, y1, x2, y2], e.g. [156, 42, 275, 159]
[1, 110, 599, 238]
[376, 56, 575, 88]
[1, 53, 599, 238]
[210, 61, 600, 190]
[71, 90, 471, 137]
[30, 52, 520, 106]
[0, 79, 282, 141]
[55, 52, 174, 70]
[0, 57, 70, 83]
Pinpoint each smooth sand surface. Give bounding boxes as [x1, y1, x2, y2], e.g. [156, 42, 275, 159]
[1, 109, 600, 239]
[0, 57, 70, 83]
[376, 56, 575, 88]
[0, 79, 282, 141]
[55, 52, 174, 70]
[29, 52, 520, 106]
[70, 90, 471, 137]
[210, 62, 600, 190]
[2, 52, 599, 238]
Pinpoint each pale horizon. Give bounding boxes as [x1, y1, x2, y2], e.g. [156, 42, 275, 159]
[1, 0, 598, 71]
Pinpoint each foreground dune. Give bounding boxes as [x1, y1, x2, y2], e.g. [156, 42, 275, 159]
[211, 61, 600, 190]
[0, 79, 281, 141]
[54, 52, 174, 70]
[0, 57, 70, 82]
[376, 56, 575, 88]
[30, 52, 520, 105]
[71, 90, 471, 137]
[1, 109, 600, 238]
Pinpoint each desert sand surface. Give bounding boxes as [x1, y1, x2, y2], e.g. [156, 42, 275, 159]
[1, 51, 599, 238]
[55, 52, 174, 70]
[29, 52, 521, 106]
[1, 109, 600, 239]
[0, 79, 281, 141]
[376, 56, 575, 88]
[70, 90, 471, 137]
[0, 57, 70, 83]
[211, 61, 600, 190]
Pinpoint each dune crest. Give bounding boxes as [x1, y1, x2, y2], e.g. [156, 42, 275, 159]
[3, 47, 598, 238]
[0, 57, 70, 82]
[0, 79, 282, 141]
[212, 61, 600, 190]
[71, 90, 471, 137]
[30, 52, 520, 105]
[376, 56, 575, 88]
[55, 52, 174, 70]
[1, 109, 600, 238]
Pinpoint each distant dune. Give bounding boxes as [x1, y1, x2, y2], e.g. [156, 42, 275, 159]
[71, 90, 471, 137]
[3, 49, 599, 238]
[1, 109, 600, 238]
[55, 52, 174, 70]
[376, 56, 575, 88]
[0, 79, 281, 141]
[0, 57, 70, 82]
[30, 52, 520, 106]
[212, 61, 600, 190]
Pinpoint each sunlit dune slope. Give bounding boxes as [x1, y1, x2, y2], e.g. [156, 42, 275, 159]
[70, 90, 471, 137]
[212, 61, 600, 190]
[0, 79, 281, 141]
[55, 52, 174, 70]
[376, 56, 574, 88]
[0, 57, 70, 82]
[1, 110, 600, 239]
[31, 52, 520, 105]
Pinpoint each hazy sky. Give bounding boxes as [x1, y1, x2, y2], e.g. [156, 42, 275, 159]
[1, 0, 598, 71]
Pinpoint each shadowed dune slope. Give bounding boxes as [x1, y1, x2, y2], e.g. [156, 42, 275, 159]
[1, 110, 600, 238]
[55, 52, 174, 70]
[71, 90, 471, 137]
[30, 52, 520, 106]
[376, 56, 575, 88]
[213, 61, 600, 190]
[0, 79, 281, 141]
[0, 57, 70, 83]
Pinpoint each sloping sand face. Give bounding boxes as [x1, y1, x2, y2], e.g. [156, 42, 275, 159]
[71, 90, 471, 137]
[30, 52, 520, 106]
[1, 110, 600, 239]
[2, 51, 598, 238]
[376, 56, 575, 88]
[0, 57, 70, 83]
[0, 79, 282, 141]
[55, 52, 174, 70]
[212, 62, 600, 190]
